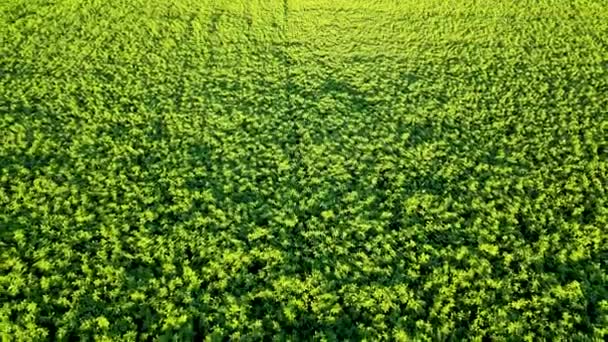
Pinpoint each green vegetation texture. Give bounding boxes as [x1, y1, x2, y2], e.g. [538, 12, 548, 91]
[1, 0, 608, 340]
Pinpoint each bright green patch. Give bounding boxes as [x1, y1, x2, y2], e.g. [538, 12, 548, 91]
[1, 0, 607, 340]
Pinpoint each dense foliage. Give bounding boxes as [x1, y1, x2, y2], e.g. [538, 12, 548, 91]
[1, 0, 607, 340]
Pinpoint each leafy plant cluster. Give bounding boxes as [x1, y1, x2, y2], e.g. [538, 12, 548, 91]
[1, 0, 607, 340]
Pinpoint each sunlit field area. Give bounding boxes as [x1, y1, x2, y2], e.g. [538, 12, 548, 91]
[1, 0, 607, 340]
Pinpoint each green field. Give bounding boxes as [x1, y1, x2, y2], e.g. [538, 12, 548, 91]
[1, 0, 608, 340]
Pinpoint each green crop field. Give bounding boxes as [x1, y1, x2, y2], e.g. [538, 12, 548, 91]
[1, 0, 607, 340]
